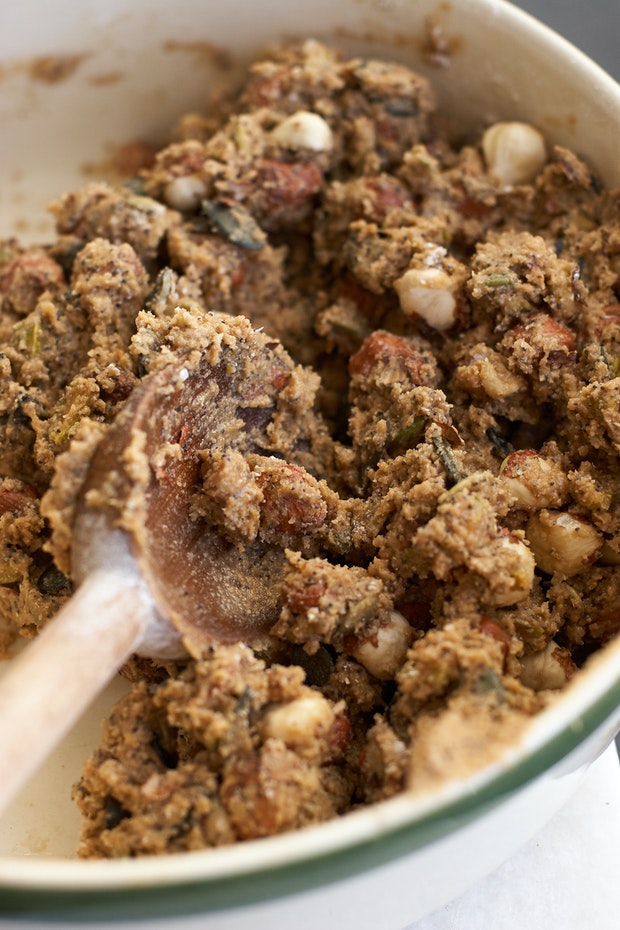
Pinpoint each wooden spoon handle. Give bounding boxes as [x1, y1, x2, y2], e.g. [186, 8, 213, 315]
[0, 569, 153, 817]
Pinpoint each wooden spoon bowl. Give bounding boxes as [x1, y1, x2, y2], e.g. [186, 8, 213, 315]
[0, 317, 304, 812]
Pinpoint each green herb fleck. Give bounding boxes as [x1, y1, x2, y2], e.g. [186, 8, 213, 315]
[12, 318, 42, 356]
[473, 667, 505, 702]
[486, 425, 513, 457]
[387, 416, 426, 456]
[125, 194, 164, 215]
[124, 177, 147, 195]
[483, 274, 517, 288]
[200, 199, 266, 251]
[432, 434, 464, 487]
[0, 567, 23, 586]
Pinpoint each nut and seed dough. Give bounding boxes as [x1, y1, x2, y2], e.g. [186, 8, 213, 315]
[0, 40, 618, 857]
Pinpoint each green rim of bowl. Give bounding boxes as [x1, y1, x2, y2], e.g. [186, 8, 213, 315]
[1, 649, 618, 923]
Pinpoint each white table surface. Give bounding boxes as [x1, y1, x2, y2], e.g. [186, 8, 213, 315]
[406, 742, 620, 930]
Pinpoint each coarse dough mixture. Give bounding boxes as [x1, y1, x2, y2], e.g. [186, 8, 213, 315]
[0, 40, 619, 858]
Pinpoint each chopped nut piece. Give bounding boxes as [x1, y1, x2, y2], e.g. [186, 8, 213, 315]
[526, 510, 602, 576]
[520, 640, 576, 691]
[271, 110, 334, 152]
[482, 121, 547, 186]
[455, 344, 527, 401]
[499, 450, 568, 510]
[164, 175, 207, 212]
[348, 609, 413, 680]
[394, 267, 458, 330]
[261, 692, 336, 760]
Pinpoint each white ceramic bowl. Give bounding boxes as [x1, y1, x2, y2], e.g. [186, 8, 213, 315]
[0, 1, 619, 927]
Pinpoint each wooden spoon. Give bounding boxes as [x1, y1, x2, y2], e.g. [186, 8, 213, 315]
[0, 326, 294, 815]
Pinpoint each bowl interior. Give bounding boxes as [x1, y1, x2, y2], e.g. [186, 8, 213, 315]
[0, 0, 619, 905]
[1, 0, 619, 246]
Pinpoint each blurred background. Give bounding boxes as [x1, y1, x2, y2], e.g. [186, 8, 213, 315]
[513, 0, 619, 80]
